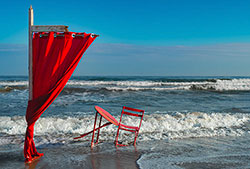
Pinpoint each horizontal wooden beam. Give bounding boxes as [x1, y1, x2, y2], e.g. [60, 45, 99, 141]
[31, 25, 69, 32]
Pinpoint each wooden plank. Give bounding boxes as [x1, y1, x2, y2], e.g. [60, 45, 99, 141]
[28, 5, 33, 100]
[31, 25, 69, 32]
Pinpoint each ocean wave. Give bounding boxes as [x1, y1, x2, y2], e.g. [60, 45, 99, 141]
[64, 79, 250, 92]
[0, 112, 249, 146]
[190, 79, 250, 91]
[1, 79, 250, 92]
[0, 81, 28, 86]
[68, 78, 250, 91]
[104, 86, 190, 91]
[67, 80, 212, 87]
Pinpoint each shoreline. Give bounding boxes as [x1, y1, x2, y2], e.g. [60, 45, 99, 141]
[1, 135, 250, 169]
[0, 142, 141, 169]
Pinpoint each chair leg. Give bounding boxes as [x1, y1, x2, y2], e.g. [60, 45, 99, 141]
[115, 125, 121, 146]
[96, 116, 102, 144]
[134, 131, 138, 146]
[91, 112, 98, 149]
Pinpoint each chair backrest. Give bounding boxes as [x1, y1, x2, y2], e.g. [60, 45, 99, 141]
[122, 106, 144, 118]
[119, 106, 144, 129]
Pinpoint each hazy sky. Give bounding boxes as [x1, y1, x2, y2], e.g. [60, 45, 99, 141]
[0, 0, 250, 76]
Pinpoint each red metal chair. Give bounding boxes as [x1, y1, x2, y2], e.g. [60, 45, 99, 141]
[74, 106, 144, 148]
[115, 106, 144, 147]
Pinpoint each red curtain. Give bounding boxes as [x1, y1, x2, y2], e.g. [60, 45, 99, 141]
[24, 32, 96, 161]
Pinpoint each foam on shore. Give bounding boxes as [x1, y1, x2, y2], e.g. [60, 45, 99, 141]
[0, 112, 249, 146]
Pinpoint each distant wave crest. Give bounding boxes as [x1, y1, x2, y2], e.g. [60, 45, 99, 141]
[1, 79, 250, 93]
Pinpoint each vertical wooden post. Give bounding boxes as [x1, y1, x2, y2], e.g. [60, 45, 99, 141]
[29, 5, 33, 100]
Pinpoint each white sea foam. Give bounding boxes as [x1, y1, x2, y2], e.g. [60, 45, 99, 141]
[67, 80, 211, 87]
[0, 112, 249, 146]
[137, 153, 184, 169]
[67, 79, 250, 89]
[137, 152, 227, 169]
[67, 79, 250, 91]
[211, 79, 250, 91]
[104, 86, 190, 91]
[187, 79, 250, 91]
[67, 80, 166, 87]
[1, 79, 250, 91]
[0, 81, 28, 86]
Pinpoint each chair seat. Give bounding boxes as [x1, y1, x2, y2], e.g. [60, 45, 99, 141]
[95, 106, 119, 126]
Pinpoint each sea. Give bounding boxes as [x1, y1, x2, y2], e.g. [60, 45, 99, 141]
[0, 76, 250, 168]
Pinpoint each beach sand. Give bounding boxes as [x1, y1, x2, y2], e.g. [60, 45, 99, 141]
[0, 141, 141, 169]
[1, 135, 250, 169]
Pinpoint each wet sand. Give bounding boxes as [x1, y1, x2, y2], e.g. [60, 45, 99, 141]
[0, 142, 141, 169]
[1, 135, 250, 169]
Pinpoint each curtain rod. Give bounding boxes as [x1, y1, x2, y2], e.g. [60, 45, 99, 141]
[38, 33, 99, 38]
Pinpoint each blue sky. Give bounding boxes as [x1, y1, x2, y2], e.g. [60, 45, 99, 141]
[0, 0, 250, 76]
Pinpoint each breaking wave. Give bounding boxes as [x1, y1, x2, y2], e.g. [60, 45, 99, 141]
[0, 81, 28, 86]
[1, 78, 250, 93]
[0, 112, 249, 146]
[189, 79, 250, 91]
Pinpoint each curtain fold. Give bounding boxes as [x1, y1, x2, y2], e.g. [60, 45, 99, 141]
[24, 32, 96, 162]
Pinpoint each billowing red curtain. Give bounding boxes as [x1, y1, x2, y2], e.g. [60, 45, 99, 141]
[24, 32, 96, 162]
